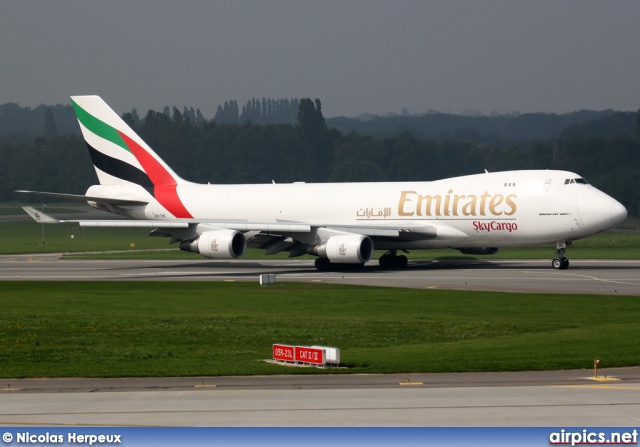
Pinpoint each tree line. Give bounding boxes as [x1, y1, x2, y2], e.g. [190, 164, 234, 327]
[214, 98, 301, 125]
[327, 110, 637, 147]
[2, 100, 639, 215]
[0, 97, 302, 141]
[3, 99, 637, 145]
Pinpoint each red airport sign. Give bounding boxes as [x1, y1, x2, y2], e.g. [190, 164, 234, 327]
[294, 346, 325, 365]
[273, 344, 295, 362]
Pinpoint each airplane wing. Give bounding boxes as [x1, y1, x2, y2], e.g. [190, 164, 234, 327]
[22, 204, 467, 265]
[21, 206, 311, 232]
[22, 206, 449, 238]
[16, 190, 148, 206]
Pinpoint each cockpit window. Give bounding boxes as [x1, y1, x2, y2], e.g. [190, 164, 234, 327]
[564, 178, 589, 185]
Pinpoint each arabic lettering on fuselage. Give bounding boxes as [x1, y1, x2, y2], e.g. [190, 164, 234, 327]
[356, 207, 392, 219]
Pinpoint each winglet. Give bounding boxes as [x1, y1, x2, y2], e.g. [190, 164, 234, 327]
[22, 206, 61, 224]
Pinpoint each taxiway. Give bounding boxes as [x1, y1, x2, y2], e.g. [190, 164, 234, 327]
[2, 369, 640, 426]
[1, 255, 639, 295]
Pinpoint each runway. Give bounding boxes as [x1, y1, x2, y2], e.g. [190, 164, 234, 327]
[1, 255, 639, 295]
[2, 368, 640, 426]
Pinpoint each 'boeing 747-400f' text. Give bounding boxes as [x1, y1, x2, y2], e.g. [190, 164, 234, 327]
[18, 96, 627, 271]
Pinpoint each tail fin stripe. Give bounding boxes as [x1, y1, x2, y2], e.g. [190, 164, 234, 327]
[154, 185, 192, 219]
[118, 131, 192, 218]
[118, 131, 179, 188]
[79, 120, 144, 171]
[72, 99, 131, 153]
[86, 143, 153, 188]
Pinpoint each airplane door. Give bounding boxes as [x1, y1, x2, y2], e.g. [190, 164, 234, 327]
[543, 178, 552, 191]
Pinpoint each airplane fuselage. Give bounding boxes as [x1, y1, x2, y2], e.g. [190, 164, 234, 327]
[87, 169, 626, 251]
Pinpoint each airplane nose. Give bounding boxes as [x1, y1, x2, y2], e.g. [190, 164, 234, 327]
[577, 188, 627, 232]
[610, 199, 627, 227]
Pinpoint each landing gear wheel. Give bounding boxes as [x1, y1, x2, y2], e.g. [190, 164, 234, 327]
[379, 251, 409, 269]
[379, 253, 392, 268]
[552, 242, 571, 270]
[314, 257, 331, 271]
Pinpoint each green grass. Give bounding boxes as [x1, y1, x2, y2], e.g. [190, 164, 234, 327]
[619, 215, 640, 230]
[0, 206, 84, 216]
[0, 221, 172, 254]
[1, 282, 638, 378]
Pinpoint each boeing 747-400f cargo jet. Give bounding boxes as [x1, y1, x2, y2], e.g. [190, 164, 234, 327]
[18, 96, 627, 271]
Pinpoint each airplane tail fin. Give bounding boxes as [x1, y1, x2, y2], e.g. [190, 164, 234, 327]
[71, 95, 186, 188]
[71, 95, 193, 218]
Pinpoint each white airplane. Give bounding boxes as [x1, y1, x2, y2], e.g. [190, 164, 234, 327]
[19, 95, 627, 271]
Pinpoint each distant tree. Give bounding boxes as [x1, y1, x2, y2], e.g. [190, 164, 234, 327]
[386, 132, 431, 181]
[122, 108, 141, 128]
[297, 98, 334, 181]
[172, 106, 183, 123]
[636, 109, 640, 136]
[143, 110, 171, 129]
[215, 100, 240, 124]
[333, 133, 388, 171]
[196, 108, 206, 124]
[43, 107, 57, 138]
[330, 159, 386, 182]
[122, 112, 135, 128]
[297, 98, 326, 138]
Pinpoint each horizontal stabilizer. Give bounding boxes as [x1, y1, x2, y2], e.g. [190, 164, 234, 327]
[15, 190, 148, 206]
[22, 206, 61, 223]
[21, 206, 188, 228]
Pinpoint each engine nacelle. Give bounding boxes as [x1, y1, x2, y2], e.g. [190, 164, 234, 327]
[310, 234, 374, 264]
[458, 247, 500, 255]
[179, 229, 246, 259]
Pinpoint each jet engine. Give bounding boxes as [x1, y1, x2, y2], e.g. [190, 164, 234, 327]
[458, 247, 500, 255]
[309, 234, 374, 264]
[179, 229, 246, 259]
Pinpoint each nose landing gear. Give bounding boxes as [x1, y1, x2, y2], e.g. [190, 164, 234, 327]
[552, 242, 571, 270]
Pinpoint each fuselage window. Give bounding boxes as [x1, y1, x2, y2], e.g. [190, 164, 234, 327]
[575, 178, 588, 184]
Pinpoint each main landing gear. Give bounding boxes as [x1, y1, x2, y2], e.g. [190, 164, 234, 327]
[314, 257, 331, 271]
[551, 242, 571, 270]
[314, 258, 365, 271]
[378, 250, 408, 269]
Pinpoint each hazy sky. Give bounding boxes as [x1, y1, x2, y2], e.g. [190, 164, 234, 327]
[1, 0, 639, 118]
